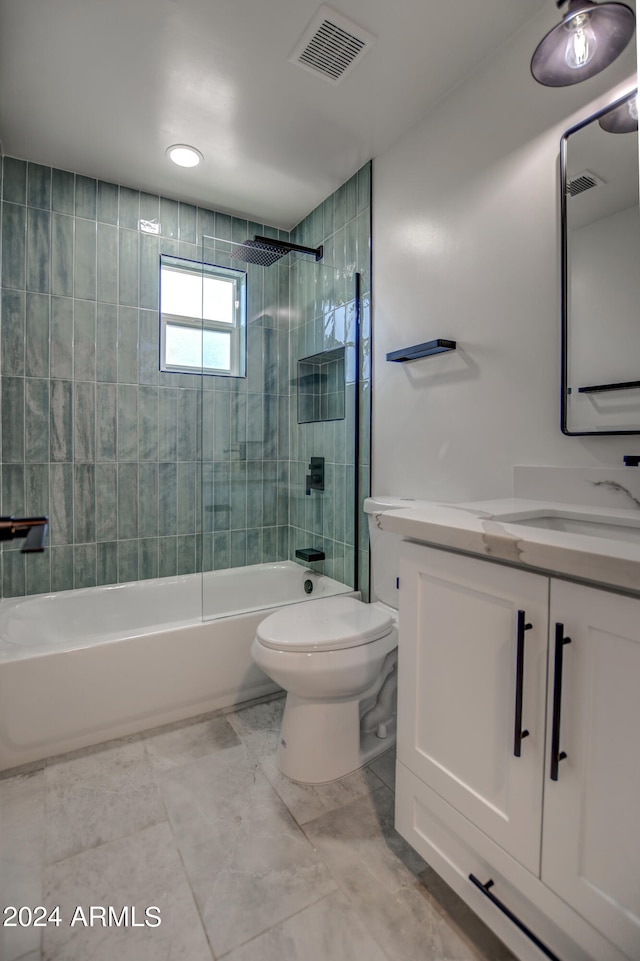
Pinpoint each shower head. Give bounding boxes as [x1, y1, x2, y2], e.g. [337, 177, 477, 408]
[231, 235, 323, 266]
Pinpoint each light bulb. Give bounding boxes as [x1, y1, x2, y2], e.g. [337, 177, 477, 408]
[564, 13, 596, 69]
[628, 97, 638, 120]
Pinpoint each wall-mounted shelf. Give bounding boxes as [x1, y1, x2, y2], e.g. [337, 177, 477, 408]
[386, 339, 456, 363]
[295, 548, 325, 562]
[577, 379, 640, 394]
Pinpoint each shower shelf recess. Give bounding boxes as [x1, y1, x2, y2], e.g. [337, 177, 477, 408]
[386, 339, 456, 362]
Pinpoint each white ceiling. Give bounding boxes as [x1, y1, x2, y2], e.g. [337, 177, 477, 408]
[0, 0, 550, 229]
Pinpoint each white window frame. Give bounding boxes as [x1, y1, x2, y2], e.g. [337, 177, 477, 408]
[159, 255, 247, 377]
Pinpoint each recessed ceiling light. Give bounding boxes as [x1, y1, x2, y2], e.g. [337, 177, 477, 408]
[166, 144, 203, 167]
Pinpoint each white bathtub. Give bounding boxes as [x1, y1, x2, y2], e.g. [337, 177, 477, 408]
[0, 561, 352, 772]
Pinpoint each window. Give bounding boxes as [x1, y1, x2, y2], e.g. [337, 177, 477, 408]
[159, 255, 246, 376]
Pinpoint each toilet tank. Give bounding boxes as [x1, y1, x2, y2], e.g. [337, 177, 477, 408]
[364, 496, 430, 610]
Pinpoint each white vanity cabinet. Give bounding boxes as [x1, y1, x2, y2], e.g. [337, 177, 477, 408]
[396, 541, 640, 961]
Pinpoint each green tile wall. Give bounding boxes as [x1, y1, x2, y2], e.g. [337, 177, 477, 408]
[0, 155, 372, 600]
[289, 162, 372, 599]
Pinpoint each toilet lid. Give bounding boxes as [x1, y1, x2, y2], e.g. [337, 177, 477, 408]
[256, 596, 393, 652]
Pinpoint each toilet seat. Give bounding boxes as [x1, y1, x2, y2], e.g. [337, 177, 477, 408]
[256, 595, 393, 653]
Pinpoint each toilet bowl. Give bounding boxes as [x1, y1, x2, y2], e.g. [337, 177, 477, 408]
[251, 594, 398, 783]
[251, 494, 428, 784]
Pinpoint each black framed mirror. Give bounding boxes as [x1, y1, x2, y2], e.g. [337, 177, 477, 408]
[561, 88, 640, 435]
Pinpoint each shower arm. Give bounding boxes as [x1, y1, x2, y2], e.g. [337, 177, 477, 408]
[0, 516, 49, 552]
[253, 236, 324, 261]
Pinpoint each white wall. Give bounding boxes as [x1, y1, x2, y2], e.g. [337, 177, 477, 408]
[372, 4, 637, 502]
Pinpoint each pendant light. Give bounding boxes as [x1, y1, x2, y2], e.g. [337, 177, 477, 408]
[531, 0, 635, 87]
[598, 93, 639, 131]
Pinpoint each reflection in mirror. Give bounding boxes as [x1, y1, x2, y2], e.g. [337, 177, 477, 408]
[561, 88, 640, 434]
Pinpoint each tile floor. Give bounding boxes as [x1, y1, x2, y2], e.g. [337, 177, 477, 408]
[0, 695, 516, 961]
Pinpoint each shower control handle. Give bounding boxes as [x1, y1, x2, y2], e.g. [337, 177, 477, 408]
[305, 457, 325, 495]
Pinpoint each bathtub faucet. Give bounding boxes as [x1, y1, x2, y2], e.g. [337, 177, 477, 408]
[0, 516, 49, 552]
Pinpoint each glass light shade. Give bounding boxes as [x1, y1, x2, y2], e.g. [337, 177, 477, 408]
[531, 0, 635, 86]
[166, 144, 203, 167]
[598, 94, 639, 131]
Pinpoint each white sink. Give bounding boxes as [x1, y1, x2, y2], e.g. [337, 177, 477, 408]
[493, 509, 640, 545]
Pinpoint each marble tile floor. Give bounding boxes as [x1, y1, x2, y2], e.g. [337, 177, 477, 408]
[0, 695, 516, 961]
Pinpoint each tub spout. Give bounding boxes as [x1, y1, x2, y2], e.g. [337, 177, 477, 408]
[0, 516, 49, 552]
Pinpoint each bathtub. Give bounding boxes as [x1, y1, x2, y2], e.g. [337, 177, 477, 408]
[0, 561, 352, 772]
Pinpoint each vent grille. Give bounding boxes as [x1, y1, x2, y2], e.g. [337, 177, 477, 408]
[290, 5, 375, 84]
[567, 170, 604, 197]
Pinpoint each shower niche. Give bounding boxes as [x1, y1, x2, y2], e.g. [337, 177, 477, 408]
[297, 347, 345, 424]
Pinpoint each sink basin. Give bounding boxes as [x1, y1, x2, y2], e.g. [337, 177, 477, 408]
[494, 509, 640, 545]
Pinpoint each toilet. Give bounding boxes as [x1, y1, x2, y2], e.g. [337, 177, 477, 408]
[250, 495, 421, 783]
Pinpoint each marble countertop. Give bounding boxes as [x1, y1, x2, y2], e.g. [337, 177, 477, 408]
[376, 498, 640, 596]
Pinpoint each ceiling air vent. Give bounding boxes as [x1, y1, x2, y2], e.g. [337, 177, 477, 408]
[567, 170, 605, 197]
[289, 4, 376, 84]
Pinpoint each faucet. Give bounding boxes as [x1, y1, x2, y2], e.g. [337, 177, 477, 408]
[0, 516, 49, 552]
[305, 457, 325, 495]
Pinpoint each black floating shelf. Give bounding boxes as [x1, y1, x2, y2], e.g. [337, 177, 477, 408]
[295, 548, 325, 562]
[578, 379, 640, 394]
[386, 339, 456, 363]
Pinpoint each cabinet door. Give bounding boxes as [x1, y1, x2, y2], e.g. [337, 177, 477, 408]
[543, 580, 640, 959]
[397, 543, 549, 874]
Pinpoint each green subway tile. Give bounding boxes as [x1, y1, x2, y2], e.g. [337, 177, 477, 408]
[215, 212, 232, 242]
[3, 551, 26, 598]
[74, 465, 96, 542]
[213, 531, 230, 570]
[26, 550, 51, 596]
[3, 157, 26, 203]
[139, 309, 159, 386]
[25, 378, 50, 463]
[96, 303, 118, 382]
[74, 543, 97, 589]
[119, 186, 140, 229]
[139, 385, 159, 461]
[50, 545, 74, 591]
[1, 289, 25, 375]
[139, 462, 159, 538]
[230, 461, 247, 531]
[117, 463, 138, 539]
[96, 463, 117, 541]
[177, 534, 196, 575]
[118, 228, 139, 306]
[75, 175, 97, 220]
[25, 293, 50, 378]
[51, 213, 74, 297]
[139, 538, 159, 580]
[357, 162, 371, 213]
[160, 198, 179, 239]
[118, 540, 138, 583]
[263, 328, 277, 394]
[212, 462, 230, 533]
[117, 384, 138, 461]
[158, 388, 177, 460]
[197, 206, 215, 241]
[158, 463, 177, 535]
[2, 203, 26, 289]
[49, 463, 73, 545]
[117, 306, 139, 383]
[246, 528, 261, 564]
[277, 525, 288, 561]
[213, 391, 230, 461]
[263, 463, 277, 528]
[2, 377, 24, 463]
[230, 393, 247, 458]
[2, 465, 25, 518]
[230, 530, 246, 569]
[73, 381, 96, 462]
[179, 203, 197, 243]
[246, 461, 263, 529]
[346, 219, 357, 273]
[177, 389, 198, 461]
[51, 169, 75, 215]
[25, 463, 49, 518]
[177, 461, 196, 534]
[158, 536, 177, 577]
[97, 181, 119, 225]
[50, 379, 73, 462]
[74, 218, 97, 300]
[263, 395, 277, 460]
[140, 192, 159, 224]
[28, 163, 51, 210]
[202, 532, 214, 572]
[139, 233, 159, 310]
[262, 527, 277, 562]
[97, 541, 118, 585]
[97, 222, 118, 303]
[73, 299, 96, 381]
[246, 393, 263, 458]
[345, 174, 357, 224]
[322, 195, 334, 240]
[202, 391, 214, 462]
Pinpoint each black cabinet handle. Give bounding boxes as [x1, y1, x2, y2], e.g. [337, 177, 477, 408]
[514, 610, 532, 757]
[550, 623, 571, 781]
[469, 875, 563, 961]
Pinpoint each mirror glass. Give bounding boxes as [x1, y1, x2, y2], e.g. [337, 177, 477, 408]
[561, 89, 640, 434]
